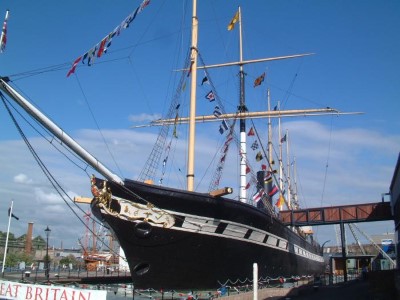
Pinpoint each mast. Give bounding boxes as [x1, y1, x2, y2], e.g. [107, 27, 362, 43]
[285, 129, 291, 209]
[237, 7, 247, 203]
[0, 78, 124, 185]
[267, 89, 273, 168]
[293, 156, 299, 209]
[187, 0, 198, 191]
[278, 101, 283, 210]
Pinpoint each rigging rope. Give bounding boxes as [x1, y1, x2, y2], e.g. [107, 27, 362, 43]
[0, 92, 125, 261]
[73, 74, 124, 178]
[138, 48, 192, 182]
[320, 115, 334, 207]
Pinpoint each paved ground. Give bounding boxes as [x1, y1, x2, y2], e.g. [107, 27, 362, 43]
[281, 279, 397, 300]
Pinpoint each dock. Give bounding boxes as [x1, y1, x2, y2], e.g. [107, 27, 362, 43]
[2, 269, 132, 285]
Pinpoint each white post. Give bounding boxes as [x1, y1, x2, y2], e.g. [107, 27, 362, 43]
[1, 200, 13, 274]
[253, 263, 258, 300]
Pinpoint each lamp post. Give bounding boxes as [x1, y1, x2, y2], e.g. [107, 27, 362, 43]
[44, 226, 51, 283]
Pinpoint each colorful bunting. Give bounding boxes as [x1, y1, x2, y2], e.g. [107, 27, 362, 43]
[256, 151, 263, 161]
[252, 189, 264, 203]
[251, 140, 259, 150]
[246, 165, 251, 174]
[225, 134, 233, 144]
[220, 154, 226, 163]
[205, 90, 216, 102]
[87, 46, 97, 66]
[248, 127, 255, 136]
[219, 120, 228, 134]
[103, 32, 115, 53]
[268, 185, 279, 197]
[213, 105, 222, 118]
[254, 72, 265, 87]
[275, 194, 285, 207]
[201, 76, 209, 85]
[66, 0, 150, 76]
[264, 171, 272, 184]
[66, 56, 82, 77]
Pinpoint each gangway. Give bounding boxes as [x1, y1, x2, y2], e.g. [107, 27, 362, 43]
[279, 201, 392, 226]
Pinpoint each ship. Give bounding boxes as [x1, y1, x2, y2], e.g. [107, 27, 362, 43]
[0, 0, 341, 290]
[79, 211, 117, 272]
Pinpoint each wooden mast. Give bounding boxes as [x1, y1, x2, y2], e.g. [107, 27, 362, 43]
[237, 7, 247, 203]
[133, 108, 359, 127]
[187, 0, 198, 191]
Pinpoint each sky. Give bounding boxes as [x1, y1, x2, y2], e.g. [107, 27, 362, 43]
[0, 0, 399, 252]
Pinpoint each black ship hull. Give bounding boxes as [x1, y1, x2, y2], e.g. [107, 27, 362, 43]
[91, 178, 324, 289]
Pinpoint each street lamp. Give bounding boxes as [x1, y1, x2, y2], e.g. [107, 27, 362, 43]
[44, 226, 51, 282]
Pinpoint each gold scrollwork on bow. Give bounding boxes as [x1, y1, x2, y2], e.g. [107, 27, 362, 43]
[91, 175, 112, 210]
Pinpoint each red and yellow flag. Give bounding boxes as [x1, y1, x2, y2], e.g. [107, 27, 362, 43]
[275, 194, 285, 208]
[227, 10, 239, 31]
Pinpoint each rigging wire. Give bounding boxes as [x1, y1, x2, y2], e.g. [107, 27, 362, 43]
[320, 115, 334, 207]
[1, 94, 92, 177]
[0, 92, 125, 260]
[73, 74, 124, 178]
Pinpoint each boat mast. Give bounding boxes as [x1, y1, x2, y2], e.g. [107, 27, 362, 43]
[293, 156, 299, 209]
[278, 101, 284, 210]
[267, 89, 273, 169]
[285, 129, 291, 209]
[0, 78, 124, 185]
[187, 0, 198, 191]
[237, 7, 247, 203]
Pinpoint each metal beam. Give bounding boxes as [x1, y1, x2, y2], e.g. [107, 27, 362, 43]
[279, 201, 393, 226]
[132, 108, 363, 128]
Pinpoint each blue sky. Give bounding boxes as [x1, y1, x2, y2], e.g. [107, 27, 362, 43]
[0, 0, 399, 250]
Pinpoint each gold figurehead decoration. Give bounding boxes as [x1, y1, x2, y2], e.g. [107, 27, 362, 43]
[90, 175, 175, 228]
[90, 175, 112, 209]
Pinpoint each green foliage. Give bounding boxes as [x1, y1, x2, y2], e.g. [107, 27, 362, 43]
[2, 251, 34, 268]
[0, 231, 16, 247]
[0, 231, 16, 240]
[32, 236, 46, 249]
[59, 254, 78, 266]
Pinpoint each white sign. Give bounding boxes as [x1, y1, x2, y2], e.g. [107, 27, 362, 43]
[0, 280, 106, 300]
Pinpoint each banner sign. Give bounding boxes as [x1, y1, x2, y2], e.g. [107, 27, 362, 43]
[0, 280, 106, 300]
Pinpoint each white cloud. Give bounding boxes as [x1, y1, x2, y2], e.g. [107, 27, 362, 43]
[128, 113, 162, 123]
[13, 173, 33, 184]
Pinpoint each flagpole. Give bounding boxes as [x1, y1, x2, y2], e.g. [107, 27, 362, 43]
[1, 200, 13, 275]
[0, 10, 9, 52]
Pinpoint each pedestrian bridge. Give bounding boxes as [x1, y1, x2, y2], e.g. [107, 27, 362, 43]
[279, 201, 392, 226]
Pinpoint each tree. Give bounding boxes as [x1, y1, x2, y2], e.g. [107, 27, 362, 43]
[59, 255, 78, 268]
[0, 231, 16, 247]
[3, 251, 33, 269]
[32, 236, 46, 250]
